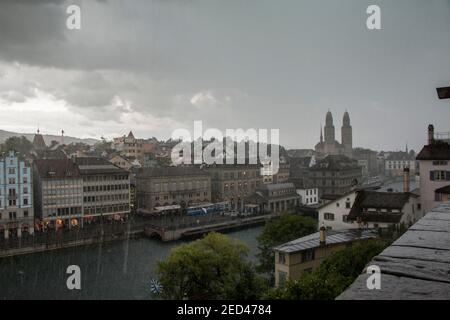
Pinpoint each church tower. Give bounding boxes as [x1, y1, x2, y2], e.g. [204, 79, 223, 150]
[324, 111, 335, 143]
[341, 111, 352, 157]
[320, 125, 323, 143]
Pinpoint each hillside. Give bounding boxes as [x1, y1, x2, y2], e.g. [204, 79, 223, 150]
[0, 129, 98, 146]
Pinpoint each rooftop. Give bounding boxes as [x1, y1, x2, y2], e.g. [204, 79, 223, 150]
[273, 229, 378, 254]
[73, 157, 128, 175]
[309, 154, 360, 171]
[34, 159, 81, 179]
[348, 190, 413, 223]
[416, 141, 450, 160]
[435, 185, 450, 195]
[337, 202, 450, 300]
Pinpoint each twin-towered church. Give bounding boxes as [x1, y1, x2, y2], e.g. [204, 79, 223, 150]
[314, 111, 353, 159]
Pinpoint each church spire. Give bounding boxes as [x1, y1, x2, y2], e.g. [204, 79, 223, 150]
[320, 124, 323, 143]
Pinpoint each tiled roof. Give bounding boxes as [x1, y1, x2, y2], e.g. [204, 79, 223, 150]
[274, 229, 377, 253]
[348, 190, 411, 223]
[32, 133, 47, 150]
[34, 159, 81, 179]
[416, 141, 450, 160]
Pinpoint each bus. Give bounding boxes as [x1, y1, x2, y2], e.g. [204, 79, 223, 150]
[186, 201, 231, 216]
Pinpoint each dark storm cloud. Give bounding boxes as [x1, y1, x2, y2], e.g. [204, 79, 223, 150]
[0, 0, 450, 150]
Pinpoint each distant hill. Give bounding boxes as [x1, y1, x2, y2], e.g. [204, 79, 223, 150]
[0, 129, 98, 146]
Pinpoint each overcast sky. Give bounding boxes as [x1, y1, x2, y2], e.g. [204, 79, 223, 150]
[1, 0, 450, 152]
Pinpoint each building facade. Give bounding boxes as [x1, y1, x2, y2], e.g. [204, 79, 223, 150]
[385, 151, 416, 177]
[112, 131, 144, 160]
[33, 159, 83, 228]
[245, 182, 300, 214]
[136, 166, 211, 213]
[319, 168, 421, 230]
[0, 151, 34, 239]
[74, 157, 130, 221]
[274, 228, 377, 287]
[203, 163, 262, 211]
[347, 189, 421, 229]
[318, 190, 358, 230]
[297, 188, 319, 206]
[417, 124, 450, 214]
[304, 155, 362, 199]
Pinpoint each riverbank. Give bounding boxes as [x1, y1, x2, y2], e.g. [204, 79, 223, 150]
[1, 213, 273, 258]
[0, 230, 144, 259]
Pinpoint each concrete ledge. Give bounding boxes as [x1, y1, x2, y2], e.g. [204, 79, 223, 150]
[337, 202, 450, 300]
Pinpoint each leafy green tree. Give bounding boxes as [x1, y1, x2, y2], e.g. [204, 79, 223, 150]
[156, 232, 266, 300]
[264, 239, 389, 300]
[256, 214, 317, 279]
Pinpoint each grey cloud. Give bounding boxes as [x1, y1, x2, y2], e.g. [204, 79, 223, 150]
[1, 0, 450, 150]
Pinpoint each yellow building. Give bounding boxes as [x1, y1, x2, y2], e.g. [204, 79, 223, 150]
[273, 227, 377, 287]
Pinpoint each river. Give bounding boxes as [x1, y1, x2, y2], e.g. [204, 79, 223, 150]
[0, 227, 263, 300]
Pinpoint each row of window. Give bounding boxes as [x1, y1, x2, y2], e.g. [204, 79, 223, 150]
[43, 188, 83, 196]
[430, 170, 450, 181]
[83, 175, 128, 182]
[432, 160, 448, 166]
[84, 194, 129, 202]
[83, 184, 129, 192]
[152, 180, 209, 192]
[323, 212, 351, 222]
[1, 210, 29, 220]
[305, 189, 317, 196]
[154, 192, 209, 201]
[224, 182, 258, 192]
[84, 204, 130, 214]
[0, 177, 29, 184]
[222, 170, 259, 180]
[0, 187, 29, 195]
[0, 198, 30, 207]
[43, 206, 82, 217]
[304, 197, 317, 204]
[2, 167, 29, 175]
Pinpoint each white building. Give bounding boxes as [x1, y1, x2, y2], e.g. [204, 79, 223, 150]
[0, 151, 34, 239]
[318, 168, 421, 231]
[385, 152, 416, 177]
[297, 188, 319, 206]
[318, 190, 359, 230]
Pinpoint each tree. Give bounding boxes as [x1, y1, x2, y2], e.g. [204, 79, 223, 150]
[156, 232, 266, 300]
[265, 239, 389, 300]
[256, 214, 317, 280]
[0, 136, 33, 157]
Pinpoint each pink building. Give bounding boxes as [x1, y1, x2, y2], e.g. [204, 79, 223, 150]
[417, 124, 450, 215]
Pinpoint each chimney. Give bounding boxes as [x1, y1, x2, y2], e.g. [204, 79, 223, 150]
[428, 124, 434, 145]
[319, 225, 326, 246]
[403, 167, 410, 193]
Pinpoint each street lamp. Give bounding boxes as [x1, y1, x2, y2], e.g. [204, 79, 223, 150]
[436, 87, 450, 99]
